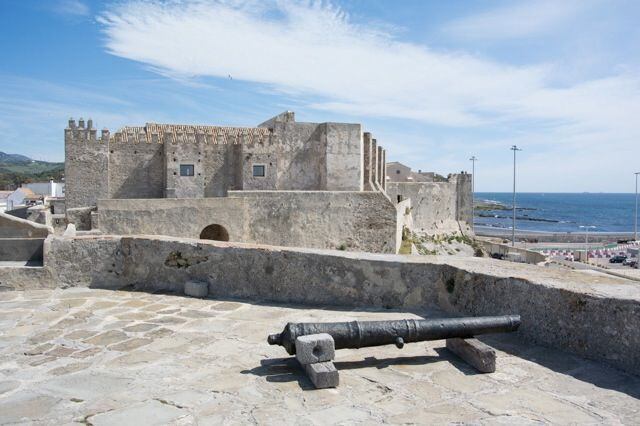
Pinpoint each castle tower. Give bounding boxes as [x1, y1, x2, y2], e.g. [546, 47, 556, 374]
[64, 118, 109, 209]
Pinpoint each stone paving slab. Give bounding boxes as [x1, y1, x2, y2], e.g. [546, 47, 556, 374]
[0, 288, 639, 424]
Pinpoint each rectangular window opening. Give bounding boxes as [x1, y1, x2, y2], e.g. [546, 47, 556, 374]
[180, 164, 195, 176]
[252, 164, 266, 177]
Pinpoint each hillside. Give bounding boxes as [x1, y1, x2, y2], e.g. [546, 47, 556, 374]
[0, 151, 64, 190]
[0, 152, 31, 163]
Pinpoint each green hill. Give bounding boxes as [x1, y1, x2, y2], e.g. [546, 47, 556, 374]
[0, 152, 64, 190]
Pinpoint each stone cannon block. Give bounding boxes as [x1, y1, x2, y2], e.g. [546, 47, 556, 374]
[303, 361, 339, 389]
[184, 281, 209, 298]
[446, 337, 496, 373]
[295, 333, 335, 365]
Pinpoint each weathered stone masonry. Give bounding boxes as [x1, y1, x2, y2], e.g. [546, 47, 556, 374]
[63, 111, 473, 252]
[3, 234, 635, 374]
[386, 172, 472, 234]
[65, 112, 373, 209]
[64, 111, 404, 252]
[96, 191, 398, 253]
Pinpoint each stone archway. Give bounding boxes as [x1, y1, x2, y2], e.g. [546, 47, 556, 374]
[199, 224, 230, 241]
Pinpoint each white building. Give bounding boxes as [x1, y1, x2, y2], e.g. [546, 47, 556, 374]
[6, 188, 40, 211]
[0, 191, 11, 213]
[386, 161, 439, 183]
[22, 180, 65, 198]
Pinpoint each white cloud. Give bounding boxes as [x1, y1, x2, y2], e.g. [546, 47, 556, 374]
[55, 0, 90, 16]
[442, 0, 588, 40]
[95, 0, 640, 191]
[97, 0, 544, 127]
[98, 1, 639, 128]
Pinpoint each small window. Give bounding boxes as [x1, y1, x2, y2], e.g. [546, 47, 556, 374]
[396, 169, 400, 174]
[252, 164, 266, 177]
[180, 164, 194, 176]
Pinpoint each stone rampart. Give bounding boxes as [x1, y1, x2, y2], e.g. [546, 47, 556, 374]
[66, 206, 96, 231]
[96, 191, 398, 253]
[386, 174, 472, 234]
[0, 238, 44, 262]
[23, 234, 640, 374]
[0, 211, 52, 238]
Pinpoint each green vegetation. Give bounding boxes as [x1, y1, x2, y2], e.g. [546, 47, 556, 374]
[404, 230, 485, 257]
[398, 239, 412, 254]
[0, 161, 64, 190]
[398, 226, 413, 255]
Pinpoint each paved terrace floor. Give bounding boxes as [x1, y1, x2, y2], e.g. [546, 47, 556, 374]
[1, 288, 639, 425]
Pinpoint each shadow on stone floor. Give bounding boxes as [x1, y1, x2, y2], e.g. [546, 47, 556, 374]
[478, 334, 640, 400]
[334, 354, 442, 371]
[333, 351, 484, 377]
[242, 351, 482, 391]
[241, 357, 316, 391]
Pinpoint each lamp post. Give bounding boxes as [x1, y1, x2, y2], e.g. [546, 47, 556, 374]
[510, 146, 522, 246]
[579, 225, 596, 262]
[635, 172, 640, 242]
[469, 156, 477, 232]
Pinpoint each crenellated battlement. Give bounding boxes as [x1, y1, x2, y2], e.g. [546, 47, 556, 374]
[67, 119, 273, 145]
[90, 123, 272, 145]
[66, 117, 98, 141]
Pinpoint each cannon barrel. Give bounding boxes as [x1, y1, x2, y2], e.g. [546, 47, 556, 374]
[268, 315, 521, 355]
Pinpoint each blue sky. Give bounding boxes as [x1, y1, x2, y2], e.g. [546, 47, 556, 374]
[0, 0, 639, 192]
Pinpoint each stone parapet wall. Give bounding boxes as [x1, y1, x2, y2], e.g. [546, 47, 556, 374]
[231, 191, 397, 253]
[96, 191, 398, 253]
[0, 238, 44, 262]
[0, 265, 51, 291]
[0, 211, 52, 238]
[386, 175, 472, 234]
[66, 206, 96, 231]
[20, 235, 639, 374]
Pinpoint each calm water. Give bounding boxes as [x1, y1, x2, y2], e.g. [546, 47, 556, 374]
[475, 193, 639, 233]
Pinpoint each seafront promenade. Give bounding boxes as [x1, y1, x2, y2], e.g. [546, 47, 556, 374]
[476, 226, 635, 243]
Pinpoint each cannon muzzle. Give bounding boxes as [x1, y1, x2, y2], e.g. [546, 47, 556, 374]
[268, 315, 520, 355]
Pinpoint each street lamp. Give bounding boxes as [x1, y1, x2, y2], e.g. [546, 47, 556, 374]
[635, 172, 640, 242]
[579, 225, 596, 262]
[510, 145, 522, 246]
[469, 156, 477, 232]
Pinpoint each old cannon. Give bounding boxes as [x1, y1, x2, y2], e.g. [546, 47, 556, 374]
[267, 315, 521, 388]
[268, 315, 521, 355]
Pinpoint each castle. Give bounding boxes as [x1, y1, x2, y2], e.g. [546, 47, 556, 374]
[64, 111, 471, 252]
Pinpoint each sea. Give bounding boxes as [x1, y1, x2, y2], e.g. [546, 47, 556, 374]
[475, 193, 638, 233]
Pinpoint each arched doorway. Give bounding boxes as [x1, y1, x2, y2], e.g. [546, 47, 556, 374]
[200, 224, 230, 241]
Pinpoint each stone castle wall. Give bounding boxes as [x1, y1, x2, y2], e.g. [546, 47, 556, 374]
[96, 191, 398, 253]
[108, 137, 164, 199]
[386, 173, 473, 234]
[64, 113, 371, 209]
